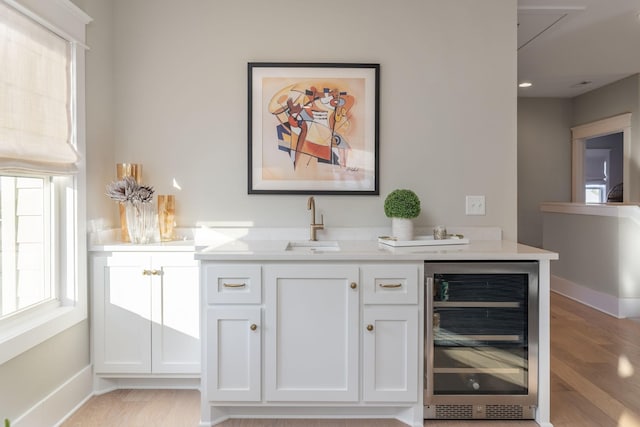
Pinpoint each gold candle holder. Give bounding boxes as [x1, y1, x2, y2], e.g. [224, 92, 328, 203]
[157, 195, 176, 242]
[116, 163, 142, 242]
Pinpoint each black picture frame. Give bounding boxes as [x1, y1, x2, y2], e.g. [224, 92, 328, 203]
[248, 62, 379, 195]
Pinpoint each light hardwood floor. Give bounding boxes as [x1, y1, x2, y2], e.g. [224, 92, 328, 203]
[63, 293, 640, 427]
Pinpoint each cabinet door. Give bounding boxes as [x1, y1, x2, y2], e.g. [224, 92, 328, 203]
[151, 254, 200, 374]
[207, 306, 261, 401]
[93, 254, 152, 374]
[362, 307, 418, 402]
[264, 264, 359, 402]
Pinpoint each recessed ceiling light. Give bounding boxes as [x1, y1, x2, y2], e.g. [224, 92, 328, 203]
[518, 82, 533, 88]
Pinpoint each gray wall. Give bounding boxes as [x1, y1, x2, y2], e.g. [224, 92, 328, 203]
[518, 74, 640, 248]
[543, 212, 620, 297]
[88, 0, 519, 240]
[521, 75, 640, 309]
[517, 98, 572, 247]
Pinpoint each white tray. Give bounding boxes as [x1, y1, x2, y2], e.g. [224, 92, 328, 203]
[378, 235, 469, 247]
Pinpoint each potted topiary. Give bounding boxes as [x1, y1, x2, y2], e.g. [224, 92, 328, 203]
[384, 189, 421, 241]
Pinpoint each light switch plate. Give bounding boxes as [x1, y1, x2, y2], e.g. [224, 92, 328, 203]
[466, 195, 485, 215]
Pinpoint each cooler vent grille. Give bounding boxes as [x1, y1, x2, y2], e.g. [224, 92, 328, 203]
[427, 404, 534, 420]
[435, 404, 473, 419]
[486, 404, 524, 419]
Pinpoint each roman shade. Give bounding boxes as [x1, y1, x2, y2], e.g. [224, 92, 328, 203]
[0, 1, 78, 175]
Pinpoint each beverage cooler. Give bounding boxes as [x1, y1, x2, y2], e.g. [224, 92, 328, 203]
[424, 261, 539, 420]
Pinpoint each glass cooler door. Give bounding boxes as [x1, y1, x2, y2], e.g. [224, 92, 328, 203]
[427, 265, 537, 400]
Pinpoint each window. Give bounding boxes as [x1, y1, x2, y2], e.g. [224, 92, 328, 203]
[585, 184, 606, 204]
[0, 0, 90, 364]
[1, 176, 52, 317]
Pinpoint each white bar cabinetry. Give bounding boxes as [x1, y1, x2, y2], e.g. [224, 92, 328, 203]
[92, 251, 200, 375]
[201, 261, 424, 426]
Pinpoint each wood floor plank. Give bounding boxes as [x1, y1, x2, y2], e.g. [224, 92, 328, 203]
[62, 292, 639, 427]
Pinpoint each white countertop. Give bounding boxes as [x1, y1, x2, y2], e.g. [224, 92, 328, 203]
[88, 227, 557, 261]
[195, 239, 558, 262]
[89, 239, 198, 252]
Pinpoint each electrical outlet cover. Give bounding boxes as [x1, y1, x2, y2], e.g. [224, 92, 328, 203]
[465, 195, 485, 215]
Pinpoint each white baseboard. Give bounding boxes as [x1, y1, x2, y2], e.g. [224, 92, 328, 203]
[551, 275, 640, 318]
[93, 375, 200, 395]
[12, 365, 93, 427]
[619, 297, 640, 318]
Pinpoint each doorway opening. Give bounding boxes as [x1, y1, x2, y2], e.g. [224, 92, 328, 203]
[571, 113, 631, 203]
[584, 133, 623, 203]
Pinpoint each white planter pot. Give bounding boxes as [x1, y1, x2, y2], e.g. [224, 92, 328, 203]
[391, 217, 414, 241]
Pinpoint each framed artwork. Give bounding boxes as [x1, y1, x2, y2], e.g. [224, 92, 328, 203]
[248, 62, 379, 195]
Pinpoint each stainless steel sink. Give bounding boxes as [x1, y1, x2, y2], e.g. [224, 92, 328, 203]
[285, 240, 340, 252]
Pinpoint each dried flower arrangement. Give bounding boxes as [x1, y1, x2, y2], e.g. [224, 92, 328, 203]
[105, 176, 154, 204]
[106, 176, 156, 243]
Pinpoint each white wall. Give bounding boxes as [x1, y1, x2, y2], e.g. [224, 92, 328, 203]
[83, 0, 115, 231]
[0, 323, 89, 423]
[517, 98, 572, 247]
[85, 0, 518, 240]
[1, 1, 518, 422]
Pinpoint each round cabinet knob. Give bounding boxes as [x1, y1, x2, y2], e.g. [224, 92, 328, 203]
[366, 324, 374, 332]
[250, 324, 257, 331]
[350, 282, 357, 289]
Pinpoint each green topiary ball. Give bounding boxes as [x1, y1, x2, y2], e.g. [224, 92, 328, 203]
[384, 189, 421, 219]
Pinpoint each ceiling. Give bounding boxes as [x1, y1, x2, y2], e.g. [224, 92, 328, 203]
[517, 0, 640, 98]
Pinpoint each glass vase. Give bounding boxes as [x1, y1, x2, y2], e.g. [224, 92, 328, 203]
[125, 202, 155, 244]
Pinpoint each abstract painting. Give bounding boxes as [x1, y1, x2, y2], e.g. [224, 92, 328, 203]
[248, 63, 379, 194]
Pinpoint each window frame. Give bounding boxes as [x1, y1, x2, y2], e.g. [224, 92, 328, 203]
[0, 0, 90, 365]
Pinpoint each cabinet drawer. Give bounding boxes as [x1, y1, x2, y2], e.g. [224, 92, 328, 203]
[205, 264, 261, 304]
[362, 264, 420, 305]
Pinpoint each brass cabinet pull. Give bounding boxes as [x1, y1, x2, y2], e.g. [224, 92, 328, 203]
[379, 283, 402, 289]
[350, 282, 357, 289]
[366, 324, 374, 332]
[142, 269, 163, 276]
[250, 324, 258, 331]
[223, 283, 246, 288]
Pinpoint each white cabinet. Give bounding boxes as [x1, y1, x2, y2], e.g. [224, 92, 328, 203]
[207, 306, 261, 401]
[93, 252, 200, 375]
[363, 307, 419, 402]
[204, 264, 262, 401]
[362, 264, 420, 402]
[200, 260, 423, 425]
[264, 264, 359, 402]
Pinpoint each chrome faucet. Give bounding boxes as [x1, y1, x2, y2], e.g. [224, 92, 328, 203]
[307, 196, 324, 241]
